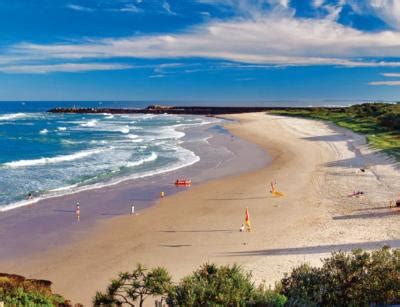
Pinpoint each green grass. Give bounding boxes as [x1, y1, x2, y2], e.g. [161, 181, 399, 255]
[269, 103, 400, 161]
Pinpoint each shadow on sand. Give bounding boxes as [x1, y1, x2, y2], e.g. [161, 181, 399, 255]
[158, 229, 235, 233]
[223, 240, 400, 257]
[159, 244, 192, 248]
[302, 134, 351, 142]
[333, 210, 399, 220]
[205, 196, 268, 201]
[53, 209, 75, 213]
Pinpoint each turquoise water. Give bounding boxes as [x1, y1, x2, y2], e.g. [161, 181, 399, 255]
[0, 102, 218, 210]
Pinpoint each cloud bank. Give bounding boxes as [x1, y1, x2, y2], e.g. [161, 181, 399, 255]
[3, 0, 400, 73]
[12, 14, 400, 67]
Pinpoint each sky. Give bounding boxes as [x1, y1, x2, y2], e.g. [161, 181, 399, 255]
[1, 0, 400, 104]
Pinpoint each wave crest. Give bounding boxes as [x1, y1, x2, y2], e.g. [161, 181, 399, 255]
[0, 113, 31, 121]
[3, 148, 107, 168]
[125, 152, 158, 168]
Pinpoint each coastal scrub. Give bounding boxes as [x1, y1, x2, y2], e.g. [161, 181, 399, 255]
[269, 103, 400, 160]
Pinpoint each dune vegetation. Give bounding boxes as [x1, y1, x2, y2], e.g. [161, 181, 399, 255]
[269, 103, 400, 161]
[0, 273, 75, 306]
[1, 248, 399, 305]
[93, 247, 399, 306]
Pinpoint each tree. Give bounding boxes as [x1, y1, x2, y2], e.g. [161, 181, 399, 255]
[93, 264, 172, 307]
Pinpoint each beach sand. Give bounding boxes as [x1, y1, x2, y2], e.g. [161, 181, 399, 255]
[1, 113, 399, 305]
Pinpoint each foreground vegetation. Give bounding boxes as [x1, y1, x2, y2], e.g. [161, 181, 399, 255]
[0, 273, 73, 306]
[269, 103, 400, 160]
[94, 247, 400, 306]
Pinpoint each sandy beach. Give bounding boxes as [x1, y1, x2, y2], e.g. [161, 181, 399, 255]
[1, 113, 399, 305]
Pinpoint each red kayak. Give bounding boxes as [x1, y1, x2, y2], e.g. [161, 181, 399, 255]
[175, 179, 192, 186]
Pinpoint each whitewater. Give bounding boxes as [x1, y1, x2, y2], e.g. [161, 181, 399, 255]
[0, 108, 218, 211]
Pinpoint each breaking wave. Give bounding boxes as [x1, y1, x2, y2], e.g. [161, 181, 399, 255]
[3, 148, 107, 168]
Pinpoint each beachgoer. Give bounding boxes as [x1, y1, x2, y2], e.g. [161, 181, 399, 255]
[131, 205, 135, 215]
[240, 224, 244, 232]
[160, 191, 165, 198]
[76, 202, 80, 221]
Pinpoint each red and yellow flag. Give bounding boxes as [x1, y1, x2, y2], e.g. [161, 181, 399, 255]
[245, 207, 251, 231]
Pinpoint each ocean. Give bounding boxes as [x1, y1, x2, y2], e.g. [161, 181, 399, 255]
[0, 101, 220, 211]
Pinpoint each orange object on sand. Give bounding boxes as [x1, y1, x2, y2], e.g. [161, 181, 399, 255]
[175, 179, 192, 186]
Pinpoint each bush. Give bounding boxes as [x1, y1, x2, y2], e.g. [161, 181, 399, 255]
[167, 263, 286, 306]
[0, 274, 69, 306]
[251, 284, 288, 307]
[280, 247, 400, 306]
[379, 112, 400, 130]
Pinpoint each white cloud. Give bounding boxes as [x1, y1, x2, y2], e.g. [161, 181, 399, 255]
[119, 4, 142, 13]
[0, 63, 133, 74]
[66, 4, 94, 12]
[382, 73, 400, 77]
[268, 0, 290, 7]
[347, 0, 400, 29]
[162, 1, 176, 15]
[196, 0, 292, 18]
[11, 13, 400, 67]
[312, 0, 325, 8]
[369, 80, 400, 86]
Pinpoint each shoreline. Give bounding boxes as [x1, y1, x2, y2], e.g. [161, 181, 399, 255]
[0, 120, 268, 261]
[1, 113, 399, 305]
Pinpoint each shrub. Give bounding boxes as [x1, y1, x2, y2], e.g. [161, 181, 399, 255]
[0, 274, 69, 306]
[167, 263, 286, 306]
[379, 112, 400, 130]
[250, 284, 287, 307]
[280, 247, 400, 306]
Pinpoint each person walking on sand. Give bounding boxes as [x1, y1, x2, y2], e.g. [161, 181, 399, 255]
[240, 224, 245, 232]
[76, 202, 80, 221]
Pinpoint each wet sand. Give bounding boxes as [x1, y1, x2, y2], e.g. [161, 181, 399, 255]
[1, 113, 399, 305]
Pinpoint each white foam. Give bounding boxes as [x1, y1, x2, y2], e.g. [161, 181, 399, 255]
[57, 127, 67, 131]
[152, 127, 185, 140]
[3, 148, 107, 168]
[130, 138, 144, 143]
[39, 129, 49, 135]
[61, 139, 83, 145]
[81, 119, 98, 127]
[120, 125, 130, 134]
[126, 152, 158, 167]
[0, 113, 30, 121]
[90, 140, 108, 145]
[0, 197, 42, 212]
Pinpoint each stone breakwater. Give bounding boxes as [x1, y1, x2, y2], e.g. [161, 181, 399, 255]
[48, 105, 316, 115]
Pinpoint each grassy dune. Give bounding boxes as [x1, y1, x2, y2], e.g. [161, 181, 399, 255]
[269, 103, 400, 161]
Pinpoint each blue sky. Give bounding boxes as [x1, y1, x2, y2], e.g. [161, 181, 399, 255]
[2, 0, 400, 104]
